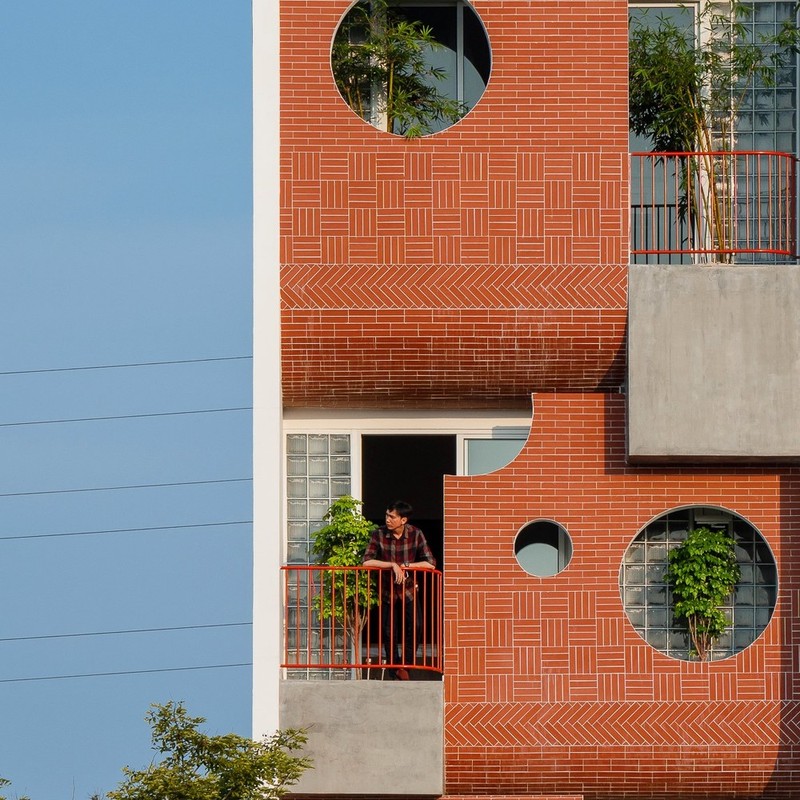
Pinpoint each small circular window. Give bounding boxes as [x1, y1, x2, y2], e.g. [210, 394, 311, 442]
[620, 507, 777, 661]
[331, 0, 491, 137]
[514, 520, 573, 578]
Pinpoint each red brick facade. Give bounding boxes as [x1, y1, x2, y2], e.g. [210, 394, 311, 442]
[280, 0, 629, 408]
[444, 394, 800, 799]
[278, 1, 800, 797]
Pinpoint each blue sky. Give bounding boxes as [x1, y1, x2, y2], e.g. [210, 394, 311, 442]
[0, 2, 253, 797]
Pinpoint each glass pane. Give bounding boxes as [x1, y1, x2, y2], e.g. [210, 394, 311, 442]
[287, 434, 307, 454]
[308, 435, 329, 455]
[331, 478, 351, 496]
[308, 456, 330, 476]
[287, 478, 307, 499]
[330, 434, 351, 454]
[287, 521, 309, 541]
[516, 541, 559, 577]
[287, 500, 308, 520]
[466, 438, 525, 474]
[309, 478, 330, 499]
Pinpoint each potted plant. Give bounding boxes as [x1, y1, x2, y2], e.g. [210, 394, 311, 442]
[311, 495, 378, 676]
[665, 526, 741, 661]
[331, 0, 466, 137]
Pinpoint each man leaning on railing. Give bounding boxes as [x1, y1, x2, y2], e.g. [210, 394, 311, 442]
[361, 500, 436, 680]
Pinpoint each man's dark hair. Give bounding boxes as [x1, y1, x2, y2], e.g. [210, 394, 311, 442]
[387, 500, 413, 519]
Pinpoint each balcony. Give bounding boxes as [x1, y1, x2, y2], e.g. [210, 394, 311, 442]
[631, 150, 799, 263]
[281, 564, 443, 679]
[279, 565, 445, 794]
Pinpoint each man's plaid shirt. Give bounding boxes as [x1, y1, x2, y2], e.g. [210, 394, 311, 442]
[362, 524, 436, 600]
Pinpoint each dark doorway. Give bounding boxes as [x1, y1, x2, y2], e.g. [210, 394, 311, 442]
[361, 434, 456, 571]
[361, 434, 455, 680]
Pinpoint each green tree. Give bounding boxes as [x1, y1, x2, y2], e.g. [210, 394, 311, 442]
[311, 495, 378, 673]
[630, 1, 800, 153]
[0, 776, 30, 800]
[665, 527, 741, 661]
[332, 0, 466, 137]
[106, 702, 311, 800]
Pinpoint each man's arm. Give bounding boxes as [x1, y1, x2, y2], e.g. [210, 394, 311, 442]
[408, 529, 436, 570]
[362, 531, 406, 583]
[406, 559, 435, 570]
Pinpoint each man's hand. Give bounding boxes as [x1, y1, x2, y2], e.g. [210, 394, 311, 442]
[392, 562, 406, 584]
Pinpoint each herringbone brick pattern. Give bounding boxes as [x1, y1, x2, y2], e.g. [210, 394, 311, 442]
[281, 264, 627, 309]
[446, 700, 793, 746]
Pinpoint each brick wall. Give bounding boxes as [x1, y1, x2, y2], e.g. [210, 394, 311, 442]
[279, 0, 630, 408]
[443, 393, 800, 799]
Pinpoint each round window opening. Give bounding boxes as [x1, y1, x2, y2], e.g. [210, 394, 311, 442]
[331, 0, 491, 137]
[514, 520, 573, 578]
[620, 507, 777, 661]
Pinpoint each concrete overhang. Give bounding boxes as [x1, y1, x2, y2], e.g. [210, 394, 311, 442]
[628, 263, 800, 463]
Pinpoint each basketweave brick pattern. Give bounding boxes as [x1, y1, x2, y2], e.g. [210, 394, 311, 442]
[442, 393, 800, 799]
[279, 0, 630, 407]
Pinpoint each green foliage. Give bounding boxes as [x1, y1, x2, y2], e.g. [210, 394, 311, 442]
[332, 0, 466, 137]
[311, 496, 378, 669]
[0, 776, 30, 800]
[629, 2, 800, 259]
[106, 701, 311, 800]
[312, 495, 376, 566]
[665, 527, 741, 661]
[629, 1, 800, 153]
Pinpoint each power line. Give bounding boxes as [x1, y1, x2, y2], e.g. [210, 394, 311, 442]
[0, 406, 252, 428]
[0, 355, 252, 377]
[0, 622, 252, 644]
[0, 519, 252, 542]
[0, 663, 252, 684]
[0, 477, 252, 499]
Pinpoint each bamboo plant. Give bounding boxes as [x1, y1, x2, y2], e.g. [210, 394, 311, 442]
[331, 0, 466, 137]
[629, 1, 800, 260]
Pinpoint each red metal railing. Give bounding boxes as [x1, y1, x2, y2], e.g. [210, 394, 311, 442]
[631, 150, 798, 262]
[282, 565, 443, 676]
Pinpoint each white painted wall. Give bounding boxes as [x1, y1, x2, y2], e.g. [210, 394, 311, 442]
[252, 0, 282, 739]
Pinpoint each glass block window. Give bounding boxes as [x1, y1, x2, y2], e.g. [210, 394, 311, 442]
[733, 1, 798, 263]
[286, 433, 351, 565]
[620, 507, 777, 661]
[285, 433, 352, 680]
[737, 1, 797, 155]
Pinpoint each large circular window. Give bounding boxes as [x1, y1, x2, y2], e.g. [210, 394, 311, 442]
[331, 0, 491, 137]
[620, 507, 777, 661]
[514, 520, 573, 578]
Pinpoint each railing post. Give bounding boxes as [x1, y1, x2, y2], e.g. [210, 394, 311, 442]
[280, 564, 443, 678]
[631, 151, 799, 261]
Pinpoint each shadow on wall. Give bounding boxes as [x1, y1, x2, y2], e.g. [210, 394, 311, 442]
[598, 324, 627, 394]
[762, 471, 800, 798]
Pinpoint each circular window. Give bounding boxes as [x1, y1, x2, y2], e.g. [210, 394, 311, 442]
[514, 520, 573, 577]
[331, 0, 491, 137]
[620, 507, 777, 661]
